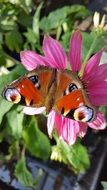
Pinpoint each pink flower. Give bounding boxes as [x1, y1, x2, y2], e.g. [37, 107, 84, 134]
[20, 31, 107, 145]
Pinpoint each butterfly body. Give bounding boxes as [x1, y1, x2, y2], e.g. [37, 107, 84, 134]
[2, 66, 96, 122]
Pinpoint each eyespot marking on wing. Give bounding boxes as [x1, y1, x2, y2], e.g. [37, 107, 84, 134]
[28, 75, 41, 89]
[2, 88, 21, 104]
[64, 83, 78, 95]
[74, 106, 94, 122]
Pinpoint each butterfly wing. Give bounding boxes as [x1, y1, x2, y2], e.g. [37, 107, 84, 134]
[2, 67, 96, 122]
[53, 70, 96, 122]
[2, 66, 56, 108]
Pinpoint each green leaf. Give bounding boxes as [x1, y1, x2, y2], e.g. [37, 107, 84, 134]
[61, 31, 71, 52]
[8, 64, 26, 77]
[24, 28, 37, 44]
[0, 70, 14, 124]
[6, 107, 24, 139]
[101, 181, 107, 190]
[33, 169, 44, 188]
[82, 32, 107, 61]
[8, 140, 20, 158]
[21, 0, 32, 8]
[0, 33, 3, 45]
[40, 5, 90, 32]
[24, 28, 41, 51]
[40, 6, 69, 32]
[23, 116, 51, 160]
[0, 2, 18, 31]
[5, 30, 23, 52]
[55, 139, 90, 173]
[0, 55, 6, 66]
[0, 98, 13, 124]
[15, 154, 33, 187]
[1, 19, 18, 31]
[32, 2, 43, 40]
[68, 142, 90, 173]
[18, 10, 32, 28]
[72, 5, 90, 18]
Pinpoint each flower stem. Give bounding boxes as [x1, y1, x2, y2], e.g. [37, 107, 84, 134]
[79, 35, 98, 76]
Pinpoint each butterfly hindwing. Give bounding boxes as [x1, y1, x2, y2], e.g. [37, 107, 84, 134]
[53, 70, 96, 122]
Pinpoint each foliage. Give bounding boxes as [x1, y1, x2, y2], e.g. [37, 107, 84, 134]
[102, 181, 107, 190]
[22, 116, 51, 160]
[51, 138, 90, 173]
[0, 0, 107, 188]
[15, 155, 34, 187]
[40, 5, 90, 33]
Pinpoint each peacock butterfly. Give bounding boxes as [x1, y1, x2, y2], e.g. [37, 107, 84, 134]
[2, 66, 96, 122]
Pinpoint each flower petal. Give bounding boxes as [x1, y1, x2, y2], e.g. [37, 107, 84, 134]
[78, 122, 88, 137]
[91, 63, 107, 81]
[88, 111, 106, 130]
[23, 106, 46, 115]
[43, 36, 67, 69]
[48, 111, 88, 145]
[20, 51, 49, 71]
[69, 30, 82, 72]
[84, 63, 107, 85]
[51, 113, 80, 145]
[47, 110, 56, 137]
[82, 50, 103, 81]
[88, 81, 107, 106]
[57, 117, 79, 145]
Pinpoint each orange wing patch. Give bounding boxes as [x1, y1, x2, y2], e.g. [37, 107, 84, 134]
[55, 89, 85, 116]
[16, 78, 42, 106]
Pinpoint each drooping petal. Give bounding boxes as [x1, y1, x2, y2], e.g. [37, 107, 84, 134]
[57, 117, 79, 145]
[47, 111, 78, 145]
[82, 50, 103, 81]
[69, 30, 82, 72]
[23, 106, 46, 115]
[88, 81, 107, 106]
[47, 110, 56, 137]
[88, 111, 106, 130]
[20, 51, 50, 71]
[43, 36, 67, 69]
[60, 119, 87, 145]
[78, 122, 88, 137]
[48, 111, 80, 145]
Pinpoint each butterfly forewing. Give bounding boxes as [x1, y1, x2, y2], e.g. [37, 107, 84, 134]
[53, 70, 96, 122]
[2, 66, 56, 108]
